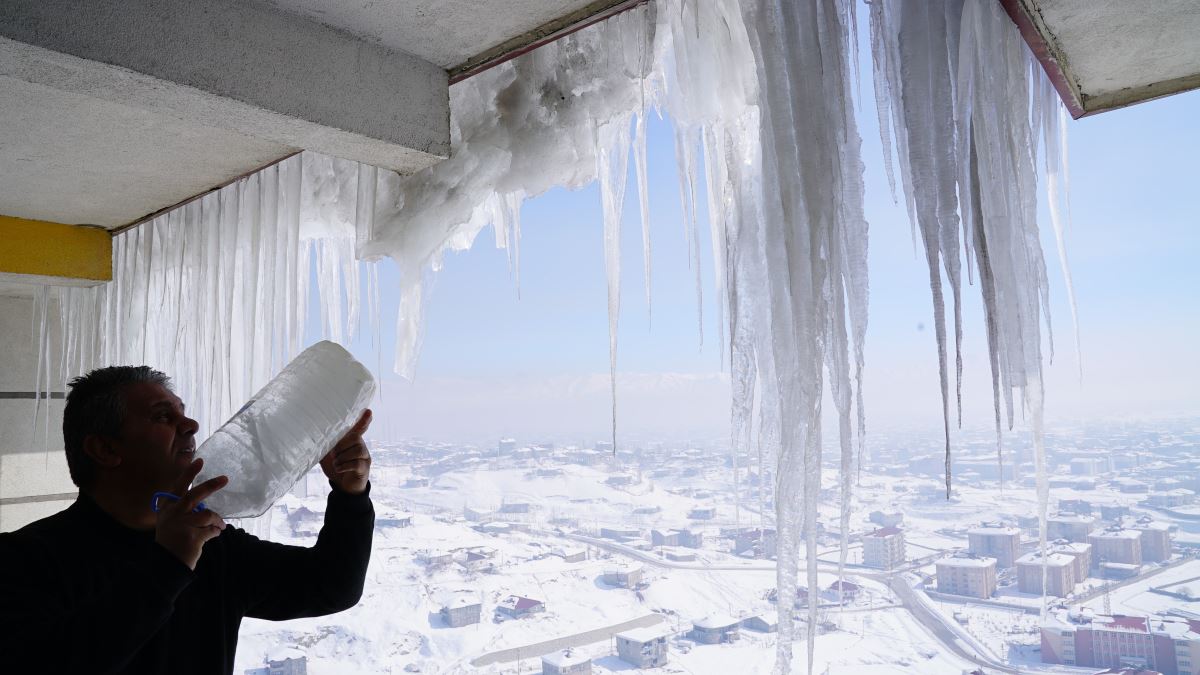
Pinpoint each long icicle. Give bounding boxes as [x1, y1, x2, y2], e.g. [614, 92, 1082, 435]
[598, 117, 633, 456]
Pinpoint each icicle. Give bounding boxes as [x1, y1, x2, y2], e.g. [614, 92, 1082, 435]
[1029, 382, 1049, 615]
[504, 192, 525, 299]
[634, 113, 653, 322]
[702, 127, 730, 368]
[50, 152, 365, 442]
[674, 126, 704, 347]
[598, 116, 633, 455]
[739, 0, 866, 671]
[870, 0, 965, 497]
[32, 285, 52, 455]
[1039, 78, 1082, 379]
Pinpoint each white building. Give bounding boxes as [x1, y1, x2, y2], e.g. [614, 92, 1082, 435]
[935, 553, 997, 599]
[863, 526, 905, 570]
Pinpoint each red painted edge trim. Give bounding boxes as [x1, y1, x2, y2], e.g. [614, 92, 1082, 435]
[450, 0, 649, 85]
[997, 0, 1087, 119]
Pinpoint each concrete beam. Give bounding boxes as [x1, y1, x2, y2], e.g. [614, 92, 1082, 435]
[0, 215, 111, 286]
[0, 0, 450, 174]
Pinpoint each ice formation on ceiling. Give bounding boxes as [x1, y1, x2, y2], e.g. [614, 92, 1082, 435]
[39, 0, 1073, 671]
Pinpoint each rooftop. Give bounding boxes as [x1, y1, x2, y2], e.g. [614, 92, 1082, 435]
[1051, 541, 1091, 553]
[937, 553, 996, 568]
[1016, 551, 1075, 567]
[967, 526, 1020, 536]
[616, 625, 674, 643]
[1090, 528, 1142, 541]
[443, 596, 480, 609]
[1048, 512, 1094, 523]
[542, 649, 590, 667]
[693, 614, 740, 630]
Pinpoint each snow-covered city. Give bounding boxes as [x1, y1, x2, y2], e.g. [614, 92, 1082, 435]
[231, 417, 1200, 674]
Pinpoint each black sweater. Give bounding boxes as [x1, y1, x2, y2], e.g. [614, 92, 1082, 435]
[0, 484, 374, 674]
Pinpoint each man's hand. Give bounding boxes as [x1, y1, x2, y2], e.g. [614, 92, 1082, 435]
[155, 458, 227, 570]
[320, 409, 372, 495]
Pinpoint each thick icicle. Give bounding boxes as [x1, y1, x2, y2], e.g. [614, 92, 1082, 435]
[741, 0, 867, 671]
[598, 117, 633, 455]
[870, 0, 1069, 505]
[870, 0, 965, 497]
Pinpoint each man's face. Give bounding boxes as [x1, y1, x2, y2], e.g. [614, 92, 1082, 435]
[110, 381, 200, 492]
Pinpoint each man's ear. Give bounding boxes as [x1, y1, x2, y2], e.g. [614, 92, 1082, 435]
[82, 435, 122, 470]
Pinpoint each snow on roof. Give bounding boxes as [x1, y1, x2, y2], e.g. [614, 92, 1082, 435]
[1016, 551, 1074, 567]
[512, 596, 543, 610]
[937, 553, 996, 568]
[1090, 528, 1141, 540]
[443, 596, 480, 609]
[693, 614, 740, 630]
[542, 649, 590, 667]
[967, 526, 1019, 536]
[617, 625, 674, 643]
[267, 647, 305, 662]
[1051, 541, 1091, 553]
[869, 526, 902, 537]
[1132, 520, 1171, 531]
[746, 610, 779, 623]
[1102, 615, 1149, 632]
[1048, 512, 1094, 523]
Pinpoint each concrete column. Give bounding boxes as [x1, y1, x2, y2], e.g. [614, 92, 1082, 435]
[0, 292, 76, 532]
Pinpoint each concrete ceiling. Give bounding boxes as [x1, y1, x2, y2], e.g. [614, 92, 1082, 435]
[4, 0, 1195, 238]
[257, 0, 612, 73]
[0, 74, 293, 229]
[0, 0, 627, 234]
[1009, 0, 1200, 116]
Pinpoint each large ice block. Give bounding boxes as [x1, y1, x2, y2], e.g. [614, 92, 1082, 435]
[195, 341, 375, 518]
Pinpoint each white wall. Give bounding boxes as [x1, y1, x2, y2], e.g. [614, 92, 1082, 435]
[0, 291, 76, 532]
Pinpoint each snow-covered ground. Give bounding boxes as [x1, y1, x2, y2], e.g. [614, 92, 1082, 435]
[231, 457, 984, 674]
[230, 420, 1198, 674]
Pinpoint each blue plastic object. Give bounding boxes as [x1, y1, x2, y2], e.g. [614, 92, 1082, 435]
[151, 491, 207, 513]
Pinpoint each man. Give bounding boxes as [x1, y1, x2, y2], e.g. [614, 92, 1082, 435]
[0, 365, 374, 673]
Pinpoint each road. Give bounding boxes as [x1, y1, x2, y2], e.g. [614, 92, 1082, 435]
[470, 613, 665, 666]
[562, 529, 1019, 672]
[886, 576, 1022, 674]
[1071, 555, 1196, 605]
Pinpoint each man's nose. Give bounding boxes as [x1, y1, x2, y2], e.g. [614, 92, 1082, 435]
[180, 415, 199, 437]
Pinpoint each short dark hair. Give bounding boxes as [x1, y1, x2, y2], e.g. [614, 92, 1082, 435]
[63, 366, 172, 489]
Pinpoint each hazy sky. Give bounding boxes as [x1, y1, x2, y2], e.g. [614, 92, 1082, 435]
[343, 56, 1199, 444]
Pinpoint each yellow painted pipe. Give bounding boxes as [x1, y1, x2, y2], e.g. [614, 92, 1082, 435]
[0, 215, 111, 284]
